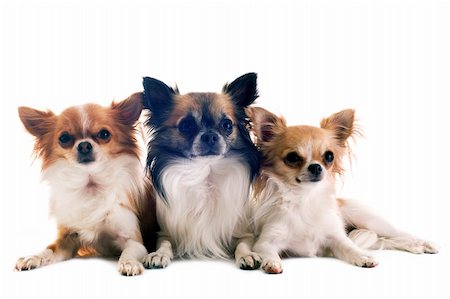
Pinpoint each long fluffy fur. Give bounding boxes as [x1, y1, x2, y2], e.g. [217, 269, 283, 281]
[235, 107, 438, 274]
[157, 157, 251, 258]
[141, 73, 260, 267]
[44, 155, 147, 252]
[15, 93, 157, 276]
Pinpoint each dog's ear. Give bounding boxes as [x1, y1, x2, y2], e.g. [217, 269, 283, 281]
[320, 109, 355, 146]
[111, 92, 143, 126]
[246, 106, 286, 143]
[222, 73, 258, 108]
[18, 106, 55, 137]
[142, 77, 177, 112]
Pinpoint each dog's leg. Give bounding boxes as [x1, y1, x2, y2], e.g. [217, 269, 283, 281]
[329, 234, 378, 268]
[349, 229, 439, 254]
[143, 235, 174, 269]
[339, 198, 439, 254]
[118, 238, 147, 276]
[15, 227, 80, 271]
[235, 235, 262, 270]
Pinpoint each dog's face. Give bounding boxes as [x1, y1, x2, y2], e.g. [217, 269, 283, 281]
[142, 73, 261, 196]
[145, 92, 240, 158]
[142, 73, 259, 159]
[248, 107, 356, 189]
[18, 93, 143, 170]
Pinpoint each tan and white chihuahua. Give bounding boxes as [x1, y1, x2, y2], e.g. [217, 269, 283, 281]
[235, 107, 438, 274]
[16, 93, 157, 276]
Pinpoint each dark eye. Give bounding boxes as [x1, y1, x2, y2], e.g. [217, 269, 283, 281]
[324, 151, 334, 164]
[58, 132, 73, 147]
[220, 118, 233, 135]
[178, 117, 198, 136]
[97, 129, 111, 140]
[284, 152, 303, 167]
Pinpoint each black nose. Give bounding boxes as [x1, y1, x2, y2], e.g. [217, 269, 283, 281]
[77, 141, 93, 155]
[308, 164, 322, 177]
[201, 132, 219, 147]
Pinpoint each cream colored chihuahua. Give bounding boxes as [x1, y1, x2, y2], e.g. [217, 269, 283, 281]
[235, 107, 438, 274]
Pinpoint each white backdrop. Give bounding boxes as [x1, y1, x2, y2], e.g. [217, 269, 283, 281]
[1, 0, 449, 298]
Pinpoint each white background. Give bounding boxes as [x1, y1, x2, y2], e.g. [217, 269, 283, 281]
[1, 0, 449, 298]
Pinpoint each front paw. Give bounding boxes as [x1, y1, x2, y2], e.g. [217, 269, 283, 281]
[118, 258, 144, 276]
[352, 255, 378, 268]
[237, 253, 262, 270]
[143, 252, 171, 269]
[262, 259, 283, 274]
[15, 249, 54, 271]
[15, 255, 48, 271]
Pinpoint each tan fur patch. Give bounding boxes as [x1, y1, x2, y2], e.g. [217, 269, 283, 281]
[167, 93, 237, 127]
[336, 198, 346, 208]
[46, 226, 81, 258]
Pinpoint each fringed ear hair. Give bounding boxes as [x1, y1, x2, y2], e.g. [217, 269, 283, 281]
[111, 92, 143, 126]
[142, 77, 178, 110]
[142, 76, 179, 125]
[18, 107, 55, 137]
[222, 73, 258, 108]
[320, 109, 356, 147]
[245, 106, 286, 145]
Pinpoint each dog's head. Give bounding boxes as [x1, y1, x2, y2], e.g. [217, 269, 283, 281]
[18, 93, 143, 170]
[248, 107, 356, 190]
[142, 73, 260, 193]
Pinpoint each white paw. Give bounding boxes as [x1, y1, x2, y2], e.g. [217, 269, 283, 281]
[352, 255, 378, 268]
[143, 252, 171, 269]
[15, 255, 47, 271]
[262, 259, 283, 274]
[403, 239, 439, 254]
[118, 258, 144, 276]
[237, 253, 262, 270]
[15, 249, 54, 271]
[422, 241, 439, 254]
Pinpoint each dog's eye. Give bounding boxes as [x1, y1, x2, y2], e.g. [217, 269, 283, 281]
[97, 129, 111, 140]
[284, 152, 303, 167]
[220, 118, 233, 135]
[178, 117, 198, 136]
[58, 132, 74, 148]
[324, 151, 334, 164]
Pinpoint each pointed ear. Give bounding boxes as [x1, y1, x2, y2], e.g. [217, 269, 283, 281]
[320, 109, 355, 146]
[111, 92, 143, 126]
[246, 106, 286, 143]
[142, 77, 176, 112]
[222, 72, 258, 107]
[18, 106, 55, 137]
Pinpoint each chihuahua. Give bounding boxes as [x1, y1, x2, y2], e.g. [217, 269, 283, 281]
[141, 73, 260, 268]
[16, 93, 157, 276]
[235, 107, 438, 274]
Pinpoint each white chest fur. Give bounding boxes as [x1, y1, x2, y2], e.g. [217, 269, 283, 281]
[43, 155, 144, 244]
[253, 176, 344, 257]
[157, 156, 251, 258]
